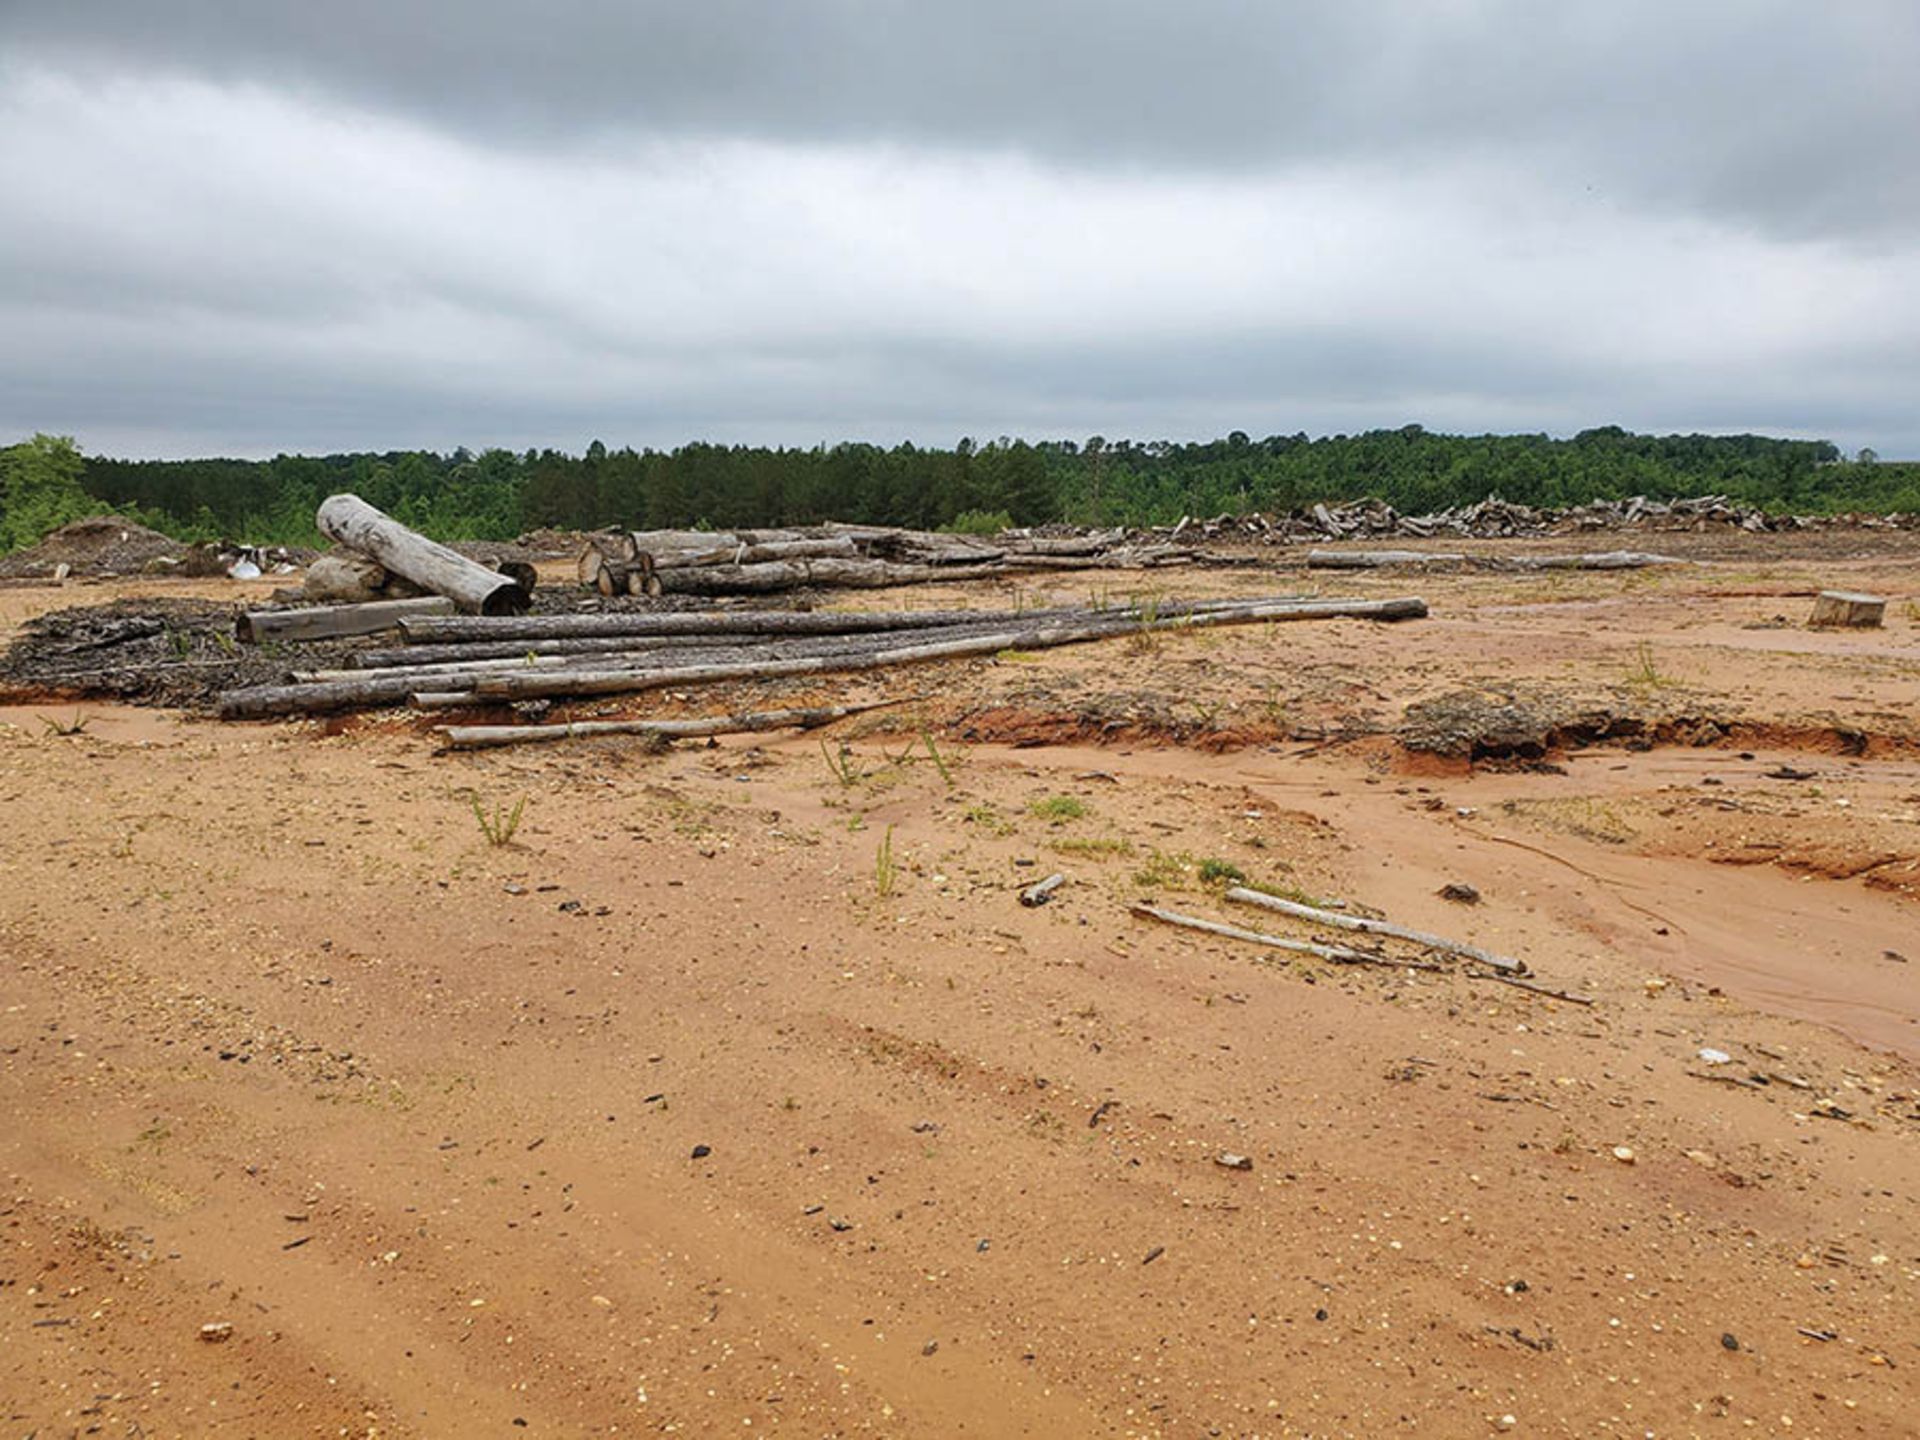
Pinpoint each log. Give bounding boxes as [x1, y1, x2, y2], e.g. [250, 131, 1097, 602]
[236, 596, 456, 644]
[436, 699, 898, 751]
[463, 597, 1427, 704]
[396, 594, 1309, 646]
[317, 494, 530, 615]
[1808, 590, 1886, 628]
[494, 559, 539, 594]
[1224, 887, 1525, 973]
[644, 536, 861, 569]
[1129, 903, 1438, 970]
[1308, 550, 1468, 569]
[1501, 551, 1688, 571]
[652, 557, 1007, 595]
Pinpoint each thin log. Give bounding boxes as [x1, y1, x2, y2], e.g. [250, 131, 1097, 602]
[436, 699, 899, 751]
[1224, 886, 1525, 974]
[236, 596, 455, 644]
[652, 558, 1007, 595]
[1129, 904, 1440, 970]
[396, 594, 1315, 646]
[412, 691, 482, 709]
[354, 632, 782, 667]
[1505, 551, 1687, 571]
[1308, 550, 1468, 569]
[645, 537, 861, 569]
[317, 494, 530, 615]
[465, 598, 1428, 704]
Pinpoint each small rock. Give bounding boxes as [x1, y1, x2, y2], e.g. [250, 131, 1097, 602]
[921, 1339, 939, 1356]
[1438, 882, 1481, 904]
[1215, 1152, 1253, 1171]
[1698, 1048, 1732, 1066]
[1611, 1146, 1636, 1164]
[199, 1322, 233, 1343]
[829, 1217, 853, 1232]
[976, 1238, 990, 1252]
[1721, 1332, 1740, 1351]
[690, 1144, 712, 1160]
[1142, 1245, 1165, 1265]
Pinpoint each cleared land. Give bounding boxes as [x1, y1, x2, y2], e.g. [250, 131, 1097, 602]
[2, 530, 1918, 1438]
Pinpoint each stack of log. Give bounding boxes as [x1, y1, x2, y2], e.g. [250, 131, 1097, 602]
[214, 593, 1429, 721]
[575, 524, 1183, 598]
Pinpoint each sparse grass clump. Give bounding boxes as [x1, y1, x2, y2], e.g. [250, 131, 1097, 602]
[1048, 835, 1133, 859]
[1623, 640, 1673, 689]
[469, 794, 526, 847]
[1028, 795, 1088, 823]
[875, 825, 898, 897]
[1197, 857, 1247, 887]
[40, 710, 92, 737]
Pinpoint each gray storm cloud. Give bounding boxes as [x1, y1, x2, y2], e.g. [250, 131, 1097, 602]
[1, 2, 1916, 457]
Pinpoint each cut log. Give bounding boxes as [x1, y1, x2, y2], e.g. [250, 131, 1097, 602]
[436, 699, 898, 751]
[463, 597, 1428, 705]
[397, 594, 1305, 646]
[644, 537, 861, 569]
[236, 596, 456, 644]
[1502, 551, 1689, 571]
[1224, 886, 1525, 973]
[652, 558, 1006, 595]
[1308, 550, 1468, 569]
[300, 550, 391, 604]
[494, 559, 539, 594]
[1808, 590, 1886, 628]
[317, 494, 530, 615]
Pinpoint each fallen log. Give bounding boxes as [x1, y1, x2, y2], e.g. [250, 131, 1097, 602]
[645, 536, 861, 569]
[236, 596, 455, 644]
[1307, 550, 1468, 569]
[317, 494, 530, 615]
[462, 598, 1428, 705]
[396, 594, 1306, 646]
[436, 698, 897, 751]
[1501, 551, 1688, 571]
[1224, 887, 1526, 973]
[1019, 873, 1067, 907]
[652, 557, 1007, 595]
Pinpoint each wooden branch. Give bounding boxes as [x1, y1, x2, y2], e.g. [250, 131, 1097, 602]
[1474, 972, 1595, 1005]
[436, 699, 898, 751]
[1019, 873, 1066, 907]
[236, 596, 455, 644]
[1224, 886, 1526, 974]
[1129, 904, 1440, 970]
[317, 494, 530, 615]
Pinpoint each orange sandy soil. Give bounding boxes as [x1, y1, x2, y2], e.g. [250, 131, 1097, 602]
[3, 536, 1918, 1438]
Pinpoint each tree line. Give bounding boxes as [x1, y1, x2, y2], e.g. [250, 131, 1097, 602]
[5, 426, 1917, 550]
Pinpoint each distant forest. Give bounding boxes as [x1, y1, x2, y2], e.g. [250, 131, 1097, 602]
[8, 427, 1919, 548]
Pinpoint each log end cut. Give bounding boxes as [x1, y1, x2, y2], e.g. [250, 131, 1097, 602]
[1808, 590, 1886, 629]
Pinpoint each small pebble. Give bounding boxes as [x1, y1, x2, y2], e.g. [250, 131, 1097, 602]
[690, 1144, 712, 1160]
[1612, 1146, 1636, 1164]
[199, 1322, 233, 1344]
[1721, 1332, 1740, 1351]
[1215, 1152, 1253, 1171]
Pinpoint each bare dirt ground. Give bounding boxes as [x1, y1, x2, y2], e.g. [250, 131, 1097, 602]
[3, 534, 1918, 1438]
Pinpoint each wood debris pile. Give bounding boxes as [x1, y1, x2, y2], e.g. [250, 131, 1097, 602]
[1141, 493, 1919, 546]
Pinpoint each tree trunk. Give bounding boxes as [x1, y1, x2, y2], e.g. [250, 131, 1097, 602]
[652, 558, 1007, 595]
[317, 494, 530, 615]
[236, 596, 455, 644]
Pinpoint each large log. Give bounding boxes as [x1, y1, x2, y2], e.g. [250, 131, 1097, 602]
[437, 699, 896, 751]
[645, 536, 861, 569]
[236, 596, 456, 644]
[1307, 550, 1468, 569]
[317, 494, 530, 615]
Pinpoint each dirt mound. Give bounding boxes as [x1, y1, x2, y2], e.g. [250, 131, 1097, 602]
[0, 515, 187, 579]
[1398, 684, 1739, 760]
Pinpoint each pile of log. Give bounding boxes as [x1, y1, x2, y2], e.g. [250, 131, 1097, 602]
[213, 592, 1429, 721]
[574, 523, 1184, 598]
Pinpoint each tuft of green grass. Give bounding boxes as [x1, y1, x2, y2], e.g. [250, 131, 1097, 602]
[875, 824, 898, 897]
[469, 793, 526, 847]
[41, 710, 92, 737]
[1197, 857, 1248, 887]
[1028, 795, 1088, 823]
[820, 739, 862, 787]
[1623, 640, 1672, 688]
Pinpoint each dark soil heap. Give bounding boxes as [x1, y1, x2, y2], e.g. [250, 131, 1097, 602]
[0, 516, 186, 579]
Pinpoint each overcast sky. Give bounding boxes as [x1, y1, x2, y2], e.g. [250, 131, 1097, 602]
[3, 2, 1916, 459]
